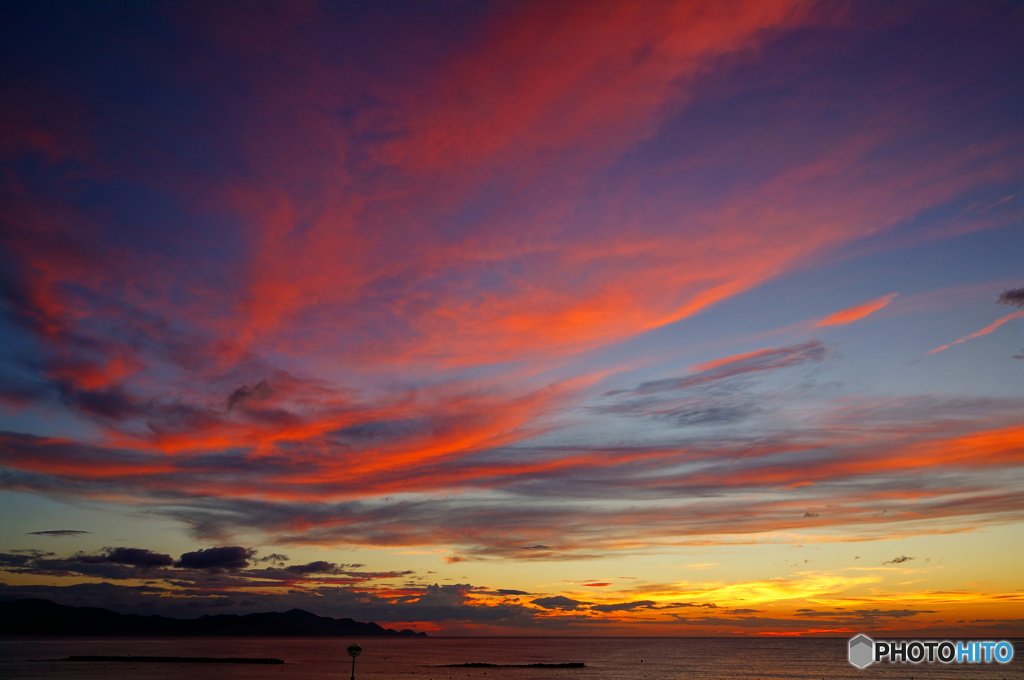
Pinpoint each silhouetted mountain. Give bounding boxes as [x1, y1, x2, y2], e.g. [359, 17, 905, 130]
[0, 598, 426, 637]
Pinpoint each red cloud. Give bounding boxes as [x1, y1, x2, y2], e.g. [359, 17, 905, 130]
[814, 293, 898, 327]
[926, 310, 1024, 356]
[1, 1, 1022, 570]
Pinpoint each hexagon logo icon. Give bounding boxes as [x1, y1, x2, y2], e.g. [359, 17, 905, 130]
[849, 634, 875, 668]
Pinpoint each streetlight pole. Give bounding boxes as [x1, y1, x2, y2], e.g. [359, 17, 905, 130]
[347, 642, 362, 680]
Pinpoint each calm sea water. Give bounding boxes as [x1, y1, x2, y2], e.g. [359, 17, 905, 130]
[0, 637, 1020, 680]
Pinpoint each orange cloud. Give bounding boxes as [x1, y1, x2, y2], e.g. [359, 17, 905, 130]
[2, 1, 1023, 587]
[4, 399, 1021, 553]
[6, 0, 1019, 391]
[814, 293, 898, 327]
[926, 309, 1024, 355]
[378, 0, 812, 172]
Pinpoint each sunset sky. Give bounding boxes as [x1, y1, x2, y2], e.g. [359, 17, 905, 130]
[1, 0, 1022, 637]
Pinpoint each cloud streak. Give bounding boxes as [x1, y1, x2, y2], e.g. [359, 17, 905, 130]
[814, 294, 898, 327]
[3, 392, 1021, 560]
[926, 310, 1024, 356]
[608, 341, 828, 399]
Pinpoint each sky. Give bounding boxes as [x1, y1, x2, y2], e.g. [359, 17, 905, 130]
[0, 0, 1022, 637]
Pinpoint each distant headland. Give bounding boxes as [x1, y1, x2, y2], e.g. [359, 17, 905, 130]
[0, 598, 427, 637]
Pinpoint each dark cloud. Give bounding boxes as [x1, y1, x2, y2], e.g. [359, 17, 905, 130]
[330, 418, 433, 443]
[655, 403, 759, 427]
[883, 555, 914, 565]
[176, 546, 255, 571]
[590, 600, 657, 612]
[592, 341, 829, 428]
[996, 287, 1024, 308]
[0, 550, 163, 581]
[802, 512, 819, 518]
[591, 392, 763, 427]
[103, 547, 174, 569]
[227, 379, 272, 412]
[0, 552, 34, 568]
[27, 530, 90, 536]
[284, 560, 346, 575]
[531, 595, 588, 610]
[795, 608, 935, 619]
[58, 383, 143, 421]
[0, 540, 411, 589]
[998, 287, 1024, 358]
[417, 583, 472, 604]
[608, 341, 828, 397]
[495, 589, 530, 596]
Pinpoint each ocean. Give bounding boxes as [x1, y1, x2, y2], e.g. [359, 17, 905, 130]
[1, 636, 1020, 680]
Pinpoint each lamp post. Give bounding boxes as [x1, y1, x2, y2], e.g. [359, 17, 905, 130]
[347, 642, 362, 680]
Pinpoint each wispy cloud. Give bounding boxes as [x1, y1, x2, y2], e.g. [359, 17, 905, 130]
[926, 310, 1024, 356]
[607, 341, 828, 398]
[4, 392, 1021, 560]
[814, 293, 898, 327]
